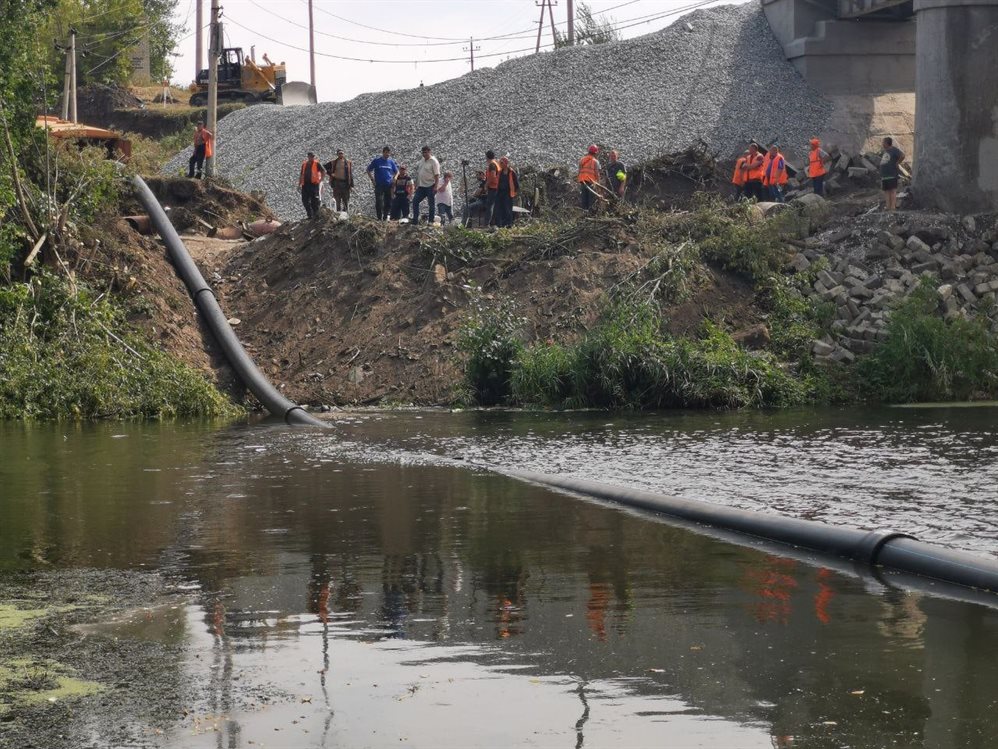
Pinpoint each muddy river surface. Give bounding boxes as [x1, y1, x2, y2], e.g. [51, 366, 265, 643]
[3, 406, 998, 748]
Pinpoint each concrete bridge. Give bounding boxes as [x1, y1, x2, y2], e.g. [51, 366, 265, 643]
[762, 0, 998, 212]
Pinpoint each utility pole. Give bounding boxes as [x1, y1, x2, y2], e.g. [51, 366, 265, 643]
[308, 0, 316, 88]
[69, 28, 77, 123]
[205, 0, 220, 177]
[536, 0, 559, 53]
[464, 36, 480, 71]
[547, 0, 557, 46]
[195, 0, 203, 78]
[567, 0, 575, 45]
[60, 42, 71, 119]
[535, 0, 545, 53]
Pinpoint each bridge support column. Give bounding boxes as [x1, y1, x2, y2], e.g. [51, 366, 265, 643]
[913, 0, 998, 212]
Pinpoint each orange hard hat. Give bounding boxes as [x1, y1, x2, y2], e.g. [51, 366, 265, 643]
[588, 145, 599, 155]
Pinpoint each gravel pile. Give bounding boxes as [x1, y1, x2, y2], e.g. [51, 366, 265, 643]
[165, 3, 831, 220]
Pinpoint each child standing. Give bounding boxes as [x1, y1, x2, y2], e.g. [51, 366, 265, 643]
[436, 171, 454, 224]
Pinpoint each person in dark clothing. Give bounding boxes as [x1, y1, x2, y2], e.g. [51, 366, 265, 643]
[606, 150, 627, 199]
[366, 145, 399, 220]
[493, 157, 519, 228]
[298, 151, 324, 219]
[187, 123, 213, 178]
[879, 136, 905, 212]
[390, 165, 414, 220]
[463, 171, 488, 226]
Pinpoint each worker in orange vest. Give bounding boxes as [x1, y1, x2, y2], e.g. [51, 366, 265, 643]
[298, 151, 325, 219]
[740, 143, 765, 202]
[731, 150, 749, 200]
[188, 122, 214, 179]
[762, 144, 788, 203]
[493, 156, 519, 228]
[808, 138, 831, 196]
[578, 144, 601, 210]
[484, 150, 501, 225]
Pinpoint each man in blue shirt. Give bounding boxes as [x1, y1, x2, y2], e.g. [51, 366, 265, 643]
[366, 146, 399, 220]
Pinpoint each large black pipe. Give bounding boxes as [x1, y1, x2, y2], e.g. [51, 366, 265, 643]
[502, 469, 998, 596]
[131, 176, 327, 428]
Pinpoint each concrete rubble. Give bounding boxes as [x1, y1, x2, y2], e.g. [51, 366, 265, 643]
[165, 4, 831, 220]
[784, 202, 998, 364]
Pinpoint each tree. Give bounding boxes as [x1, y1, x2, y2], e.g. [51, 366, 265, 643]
[555, 2, 621, 48]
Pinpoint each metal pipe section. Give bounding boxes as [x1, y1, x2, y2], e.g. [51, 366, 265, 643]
[503, 469, 998, 595]
[131, 176, 328, 428]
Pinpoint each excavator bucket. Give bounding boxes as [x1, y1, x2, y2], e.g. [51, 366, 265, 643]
[279, 82, 317, 106]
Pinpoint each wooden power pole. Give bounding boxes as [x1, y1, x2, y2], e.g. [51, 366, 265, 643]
[205, 0, 220, 177]
[464, 36, 480, 70]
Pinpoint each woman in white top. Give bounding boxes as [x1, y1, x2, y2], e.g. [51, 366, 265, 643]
[436, 171, 454, 224]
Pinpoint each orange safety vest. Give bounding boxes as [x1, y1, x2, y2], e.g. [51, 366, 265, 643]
[578, 154, 600, 184]
[501, 167, 518, 198]
[808, 148, 826, 178]
[203, 131, 213, 158]
[731, 157, 747, 186]
[299, 159, 323, 187]
[485, 159, 500, 190]
[744, 153, 765, 182]
[763, 153, 788, 186]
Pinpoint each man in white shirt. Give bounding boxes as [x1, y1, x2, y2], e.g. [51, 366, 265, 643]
[411, 145, 440, 224]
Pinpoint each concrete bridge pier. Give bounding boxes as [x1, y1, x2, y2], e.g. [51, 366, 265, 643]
[913, 0, 998, 212]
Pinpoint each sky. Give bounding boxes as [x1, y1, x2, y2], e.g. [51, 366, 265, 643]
[168, 0, 740, 101]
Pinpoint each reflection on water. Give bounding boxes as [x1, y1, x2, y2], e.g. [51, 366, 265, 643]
[2, 412, 998, 747]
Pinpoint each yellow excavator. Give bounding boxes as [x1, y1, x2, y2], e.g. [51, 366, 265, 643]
[188, 48, 317, 106]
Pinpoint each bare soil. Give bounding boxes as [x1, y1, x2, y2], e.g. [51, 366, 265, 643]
[199, 212, 758, 408]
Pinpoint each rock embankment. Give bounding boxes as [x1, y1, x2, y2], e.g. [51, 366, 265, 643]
[791, 207, 998, 363]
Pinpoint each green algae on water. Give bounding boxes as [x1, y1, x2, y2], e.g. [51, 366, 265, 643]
[0, 657, 102, 716]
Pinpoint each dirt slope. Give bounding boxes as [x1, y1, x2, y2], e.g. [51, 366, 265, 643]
[205, 214, 758, 407]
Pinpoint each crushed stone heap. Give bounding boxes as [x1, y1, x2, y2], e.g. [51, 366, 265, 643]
[166, 3, 831, 220]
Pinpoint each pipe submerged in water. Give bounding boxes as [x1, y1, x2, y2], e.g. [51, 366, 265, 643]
[502, 469, 998, 597]
[131, 176, 328, 428]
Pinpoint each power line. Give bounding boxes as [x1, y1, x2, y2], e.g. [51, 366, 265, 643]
[223, 2, 717, 66]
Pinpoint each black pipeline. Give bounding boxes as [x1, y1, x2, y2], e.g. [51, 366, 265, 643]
[131, 176, 327, 428]
[504, 469, 998, 595]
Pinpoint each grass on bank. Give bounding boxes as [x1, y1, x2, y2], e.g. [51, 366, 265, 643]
[0, 274, 236, 420]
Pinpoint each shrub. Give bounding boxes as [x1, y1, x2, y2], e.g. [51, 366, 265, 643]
[857, 280, 998, 402]
[457, 290, 524, 405]
[0, 273, 236, 419]
[511, 342, 574, 406]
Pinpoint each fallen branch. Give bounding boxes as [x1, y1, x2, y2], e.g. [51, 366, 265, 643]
[23, 233, 47, 267]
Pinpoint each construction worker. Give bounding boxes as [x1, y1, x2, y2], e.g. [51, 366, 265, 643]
[366, 145, 399, 221]
[808, 138, 832, 196]
[325, 148, 354, 213]
[578, 144, 601, 210]
[298, 151, 324, 219]
[493, 157, 519, 228]
[740, 143, 765, 202]
[762, 144, 788, 203]
[390, 165, 414, 220]
[188, 123, 213, 179]
[606, 150, 626, 199]
[484, 150, 500, 225]
[731, 150, 748, 200]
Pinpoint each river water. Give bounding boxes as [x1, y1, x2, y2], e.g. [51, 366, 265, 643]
[2, 406, 998, 748]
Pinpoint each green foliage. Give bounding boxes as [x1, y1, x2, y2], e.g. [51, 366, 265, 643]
[37, 0, 182, 87]
[857, 280, 998, 402]
[457, 291, 525, 405]
[0, 273, 236, 419]
[509, 300, 809, 410]
[672, 195, 790, 282]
